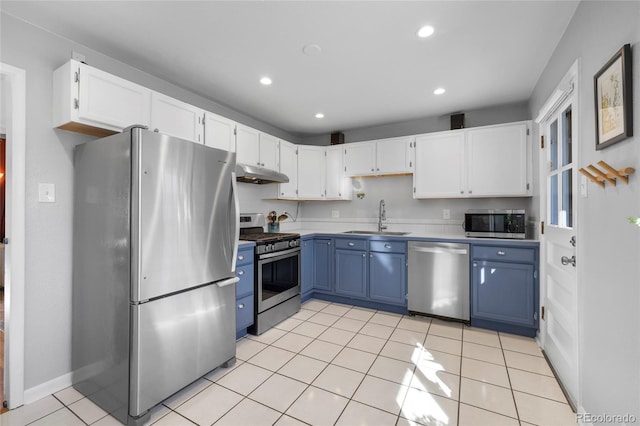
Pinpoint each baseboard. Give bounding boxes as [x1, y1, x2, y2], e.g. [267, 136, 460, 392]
[24, 372, 72, 405]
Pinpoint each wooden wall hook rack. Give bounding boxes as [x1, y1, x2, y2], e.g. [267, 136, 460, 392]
[578, 161, 635, 188]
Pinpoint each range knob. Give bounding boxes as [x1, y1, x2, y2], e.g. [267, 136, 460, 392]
[289, 240, 298, 248]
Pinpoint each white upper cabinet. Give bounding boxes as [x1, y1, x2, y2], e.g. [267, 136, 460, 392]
[235, 125, 260, 165]
[466, 122, 530, 196]
[344, 142, 376, 176]
[414, 131, 466, 198]
[53, 59, 151, 136]
[150, 92, 204, 143]
[235, 125, 279, 170]
[325, 145, 352, 200]
[297, 146, 326, 200]
[204, 112, 236, 152]
[375, 136, 414, 174]
[344, 137, 414, 177]
[413, 121, 531, 198]
[259, 133, 279, 170]
[278, 141, 298, 199]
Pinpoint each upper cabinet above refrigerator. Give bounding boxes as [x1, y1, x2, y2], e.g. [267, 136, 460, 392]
[53, 59, 151, 137]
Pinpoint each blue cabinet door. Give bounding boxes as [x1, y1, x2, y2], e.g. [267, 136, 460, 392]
[301, 238, 314, 297]
[369, 252, 406, 305]
[335, 249, 367, 299]
[472, 260, 535, 327]
[313, 239, 333, 291]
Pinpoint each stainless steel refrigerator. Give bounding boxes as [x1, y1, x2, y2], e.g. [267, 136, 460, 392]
[72, 126, 239, 425]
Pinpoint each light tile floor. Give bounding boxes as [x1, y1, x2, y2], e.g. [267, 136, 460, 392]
[1, 299, 577, 426]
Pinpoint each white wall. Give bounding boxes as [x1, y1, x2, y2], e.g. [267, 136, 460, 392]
[0, 12, 301, 394]
[529, 0, 640, 418]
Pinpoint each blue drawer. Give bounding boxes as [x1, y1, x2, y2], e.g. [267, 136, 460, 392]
[335, 238, 367, 251]
[236, 248, 253, 266]
[473, 246, 535, 263]
[236, 266, 254, 298]
[370, 240, 406, 254]
[236, 294, 254, 331]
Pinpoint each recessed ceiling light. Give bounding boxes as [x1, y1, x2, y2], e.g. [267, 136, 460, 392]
[417, 25, 435, 38]
[260, 77, 272, 85]
[434, 88, 446, 95]
[315, 113, 325, 119]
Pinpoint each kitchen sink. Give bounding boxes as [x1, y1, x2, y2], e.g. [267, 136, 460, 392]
[342, 230, 409, 236]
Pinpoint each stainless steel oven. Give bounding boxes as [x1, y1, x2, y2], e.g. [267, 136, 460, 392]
[239, 213, 301, 335]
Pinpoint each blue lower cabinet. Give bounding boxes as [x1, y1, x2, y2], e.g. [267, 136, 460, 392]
[300, 237, 314, 301]
[235, 244, 255, 337]
[313, 239, 333, 292]
[369, 252, 406, 305]
[335, 249, 368, 299]
[471, 244, 538, 337]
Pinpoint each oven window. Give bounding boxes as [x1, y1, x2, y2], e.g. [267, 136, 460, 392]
[261, 254, 299, 303]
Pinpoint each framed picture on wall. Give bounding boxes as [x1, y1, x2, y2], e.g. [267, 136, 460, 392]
[594, 43, 633, 150]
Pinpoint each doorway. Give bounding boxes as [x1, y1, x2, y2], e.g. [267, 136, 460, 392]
[0, 62, 27, 410]
[536, 60, 580, 409]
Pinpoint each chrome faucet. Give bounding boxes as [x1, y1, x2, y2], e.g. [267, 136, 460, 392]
[378, 199, 387, 232]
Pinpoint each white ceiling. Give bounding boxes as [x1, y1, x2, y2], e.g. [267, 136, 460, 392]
[1, 1, 579, 137]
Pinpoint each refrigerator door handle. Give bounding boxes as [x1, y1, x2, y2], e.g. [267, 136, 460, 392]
[230, 171, 240, 272]
[216, 277, 240, 288]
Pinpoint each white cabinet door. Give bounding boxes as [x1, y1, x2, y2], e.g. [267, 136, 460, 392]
[278, 141, 298, 199]
[325, 145, 351, 200]
[414, 131, 465, 198]
[150, 92, 204, 143]
[204, 112, 236, 152]
[344, 142, 376, 177]
[466, 122, 530, 196]
[259, 133, 279, 170]
[236, 125, 260, 165]
[376, 136, 414, 174]
[297, 146, 325, 199]
[53, 59, 151, 135]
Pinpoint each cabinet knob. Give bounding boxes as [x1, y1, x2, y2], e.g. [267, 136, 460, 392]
[238, 303, 245, 309]
[473, 262, 478, 267]
[468, 190, 472, 194]
[281, 192, 284, 196]
[363, 253, 366, 257]
[237, 270, 244, 276]
[327, 241, 331, 245]
[370, 254, 373, 258]
[371, 168, 374, 172]
[348, 242, 355, 247]
[497, 250, 506, 256]
[153, 128, 159, 132]
[460, 190, 464, 194]
[238, 255, 244, 260]
[384, 244, 391, 249]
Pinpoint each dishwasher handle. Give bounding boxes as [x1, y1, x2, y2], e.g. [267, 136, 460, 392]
[409, 246, 468, 255]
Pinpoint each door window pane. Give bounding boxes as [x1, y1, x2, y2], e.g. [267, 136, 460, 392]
[550, 174, 558, 226]
[562, 107, 572, 166]
[562, 170, 573, 227]
[550, 120, 558, 171]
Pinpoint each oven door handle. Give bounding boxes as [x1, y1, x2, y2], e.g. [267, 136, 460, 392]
[258, 246, 301, 261]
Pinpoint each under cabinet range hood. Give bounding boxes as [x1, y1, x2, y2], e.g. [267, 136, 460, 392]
[235, 163, 289, 184]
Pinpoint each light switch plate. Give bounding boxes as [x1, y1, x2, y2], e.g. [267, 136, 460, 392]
[38, 183, 55, 203]
[331, 210, 340, 218]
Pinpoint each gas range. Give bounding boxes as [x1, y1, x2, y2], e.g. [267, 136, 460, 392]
[239, 214, 300, 255]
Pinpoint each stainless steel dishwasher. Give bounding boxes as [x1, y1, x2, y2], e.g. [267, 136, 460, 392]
[408, 241, 470, 321]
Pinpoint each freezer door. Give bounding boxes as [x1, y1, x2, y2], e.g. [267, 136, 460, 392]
[131, 129, 238, 301]
[129, 281, 236, 417]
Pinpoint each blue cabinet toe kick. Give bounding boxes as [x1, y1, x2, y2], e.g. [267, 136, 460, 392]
[471, 318, 538, 338]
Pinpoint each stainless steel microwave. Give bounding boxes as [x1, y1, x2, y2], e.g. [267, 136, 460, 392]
[464, 209, 526, 239]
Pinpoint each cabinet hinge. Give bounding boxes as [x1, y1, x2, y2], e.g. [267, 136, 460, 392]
[296, 148, 298, 154]
[344, 149, 347, 155]
[295, 189, 298, 195]
[413, 187, 416, 193]
[409, 161, 412, 168]
[233, 127, 237, 136]
[540, 135, 544, 149]
[526, 183, 530, 190]
[324, 151, 327, 157]
[73, 98, 79, 109]
[540, 221, 545, 235]
[74, 68, 80, 83]
[344, 166, 346, 173]
[2, 238, 8, 244]
[526, 128, 530, 136]
[541, 306, 545, 320]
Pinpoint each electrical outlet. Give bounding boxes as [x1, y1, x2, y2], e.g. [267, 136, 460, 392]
[38, 183, 56, 203]
[331, 210, 340, 219]
[443, 209, 451, 220]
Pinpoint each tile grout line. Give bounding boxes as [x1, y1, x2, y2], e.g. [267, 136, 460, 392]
[499, 332, 522, 424]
